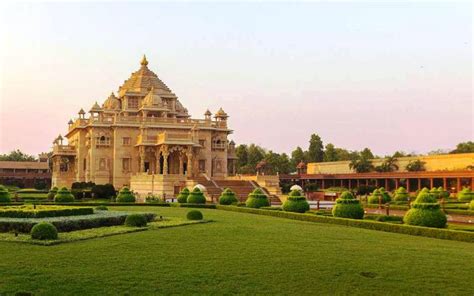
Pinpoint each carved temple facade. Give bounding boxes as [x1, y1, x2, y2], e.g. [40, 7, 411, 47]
[51, 55, 237, 195]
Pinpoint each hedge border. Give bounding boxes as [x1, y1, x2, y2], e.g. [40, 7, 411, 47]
[216, 205, 474, 243]
[0, 207, 94, 218]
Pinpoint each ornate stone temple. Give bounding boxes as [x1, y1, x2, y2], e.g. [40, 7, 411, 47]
[51, 55, 238, 196]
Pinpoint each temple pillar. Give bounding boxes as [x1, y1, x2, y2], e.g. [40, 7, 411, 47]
[139, 147, 145, 173]
[443, 178, 447, 190]
[417, 178, 421, 191]
[186, 152, 193, 177]
[430, 178, 434, 188]
[456, 177, 461, 193]
[163, 151, 169, 175]
[395, 179, 399, 189]
[407, 179, 411, 192]
[179, 155, 184, 175]
[155, 150, 161, 175]
[384, 179, 389, 189]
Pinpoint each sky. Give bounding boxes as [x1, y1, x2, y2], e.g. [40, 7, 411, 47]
[0, 1, 472, 157]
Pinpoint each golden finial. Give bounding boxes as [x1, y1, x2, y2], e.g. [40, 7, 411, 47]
[141, 54, 148, 66]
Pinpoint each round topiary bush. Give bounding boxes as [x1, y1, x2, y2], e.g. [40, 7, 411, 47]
[332, 191, 364, 219]
[403, 191, 447, 228]
[186, 187, 206, 204]
[186, 210, 203, 220]
[0, 185, 11, 203]
[116, 187, 136, 203]
[177, 188, 190, 203]
[469, 200, 474, 211]
[282, 189, 310, 213]
[31, 222, 58, 240]
[219, 188, 238, 205]
[393, 187, 409, 202]
[95, 205, 108, 211]
[245, 188, 270, 208]
[125, 214, 147, 227]
[368, 188, 390, 204]
[54, 187, 75, 203]
[47, 186, 58, 200]
[457, 188, 473, 202]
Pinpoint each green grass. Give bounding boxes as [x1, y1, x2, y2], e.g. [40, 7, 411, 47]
[0, 206, 473, 295]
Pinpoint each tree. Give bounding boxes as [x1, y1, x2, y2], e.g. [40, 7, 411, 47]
[235, 145, 249, 170]
[451, 141, 474, 154]
[323, 143, 338, 162]
[0, 149, 36, 162]
[291, 146, 306, 168]
[349, 152, 373, 173]
[374, 156, 399, 172]
[406, 159, 426, 172]
[307, 134, 324, 162]
[360, 148, 374, 160]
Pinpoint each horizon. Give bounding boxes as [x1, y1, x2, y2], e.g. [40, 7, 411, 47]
[0, 2, 472, 157]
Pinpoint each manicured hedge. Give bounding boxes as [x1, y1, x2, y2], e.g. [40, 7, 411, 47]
[0, 185, 11, 203]
[186, 210, 203, 220]
[216, 206, 474, 243]
[218, 188, 238, 205]
[116, 187, 136, 203]
[187, 188, 206, 204]
[332, 191, 364, 219]
[245, 188, 270, 208]
[282, 190, 309, 213]
[404, 192, 447, 228]
[31, 222, 58, 240]
[47, 187, 58, 200]
[177, 188, 190, 204]
[0, 206, 94, 218]
[457, 188, 474, 202]
[0, 211, 156, 233]
[54, 187, 75, 203]
[125, 214, 148, 227]
[393, 187, 409, 202]
[170, 203, 216, 209]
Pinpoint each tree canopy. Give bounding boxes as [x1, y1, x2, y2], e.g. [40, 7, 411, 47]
[0, 150, 36, 162]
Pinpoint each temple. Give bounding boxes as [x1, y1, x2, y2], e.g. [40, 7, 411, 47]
[51, 55, 245, 197]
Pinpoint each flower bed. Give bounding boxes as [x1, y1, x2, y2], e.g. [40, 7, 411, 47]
[0, 211, 156, 233]
[0, 205, 94, 218]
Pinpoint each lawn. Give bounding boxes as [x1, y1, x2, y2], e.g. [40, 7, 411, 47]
[0, 206, 473, 295]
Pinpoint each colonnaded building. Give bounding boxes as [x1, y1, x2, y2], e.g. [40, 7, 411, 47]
[51, 56, 280, 199]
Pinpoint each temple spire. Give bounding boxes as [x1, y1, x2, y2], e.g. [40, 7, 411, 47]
[141, 54, 148, 66]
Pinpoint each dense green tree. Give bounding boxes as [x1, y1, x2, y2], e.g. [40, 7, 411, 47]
[323, 143, 338, 162]
[374, 156, 399, 172]
[360, 148, 374, 160]
[349, 152, 373, 173]
[0, 149, 36, 162]
[291, 146, 306, 167]
[406, 159, 426, 172]
[307, 134, 324, 162]
[451, 141, 474, 154]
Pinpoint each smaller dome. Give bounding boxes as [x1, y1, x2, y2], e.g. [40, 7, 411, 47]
[193, 184, 206, 192]
[214, 107, 228, 118]
[78, 108, 86, 115]
[290, 185, 303, 192]
[68, 119, 73, 124]
[57, 134, 63, 141]
[142, 88, 163, 108]
[90, 102, 102, 112]
[296, 161, 307, 169]
[204, 109, 212, 116]
[103, 92, 120, 110]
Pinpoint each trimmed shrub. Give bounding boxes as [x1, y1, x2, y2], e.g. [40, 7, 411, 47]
[438, 187, 450, 199]
[177, 188, 190, 203]
[30, 222, 58, 240]
[47, 187, 58, 200]
[125, 214, 148, 227]
[0, 185, 11, 203]
[403, 191, 447, 228]
[54, 187, 75, 203]
[457, 188, 473, 202]
[430, 187, 441, 199]
[95, 206, 108, 211]
[469, 200, 474, 211]
[116, 187, 136, 203]
[332, 191, 364, 219]
[368, 188, 390, 204]
[218, 188, 238, 205]
[186, 210, 203, 220]
[393, 187, 409, 202]
[245, 188, 270, 208]
[282, 190, 309, 213]
[91, 184, 116, 199]
[0, 206, 93, 218]
[186, 188, 206, 204]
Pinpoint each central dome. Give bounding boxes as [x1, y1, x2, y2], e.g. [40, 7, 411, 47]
[118, 55, 174, 97]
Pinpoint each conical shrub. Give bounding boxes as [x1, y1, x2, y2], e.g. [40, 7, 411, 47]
[219, 188, 238, 205]
[393, 187, 409, 202]
[430, 187, 441, 199]
[368, 188, 390, 204]
[282, 189, 309, 213]
[187, 187, 206, 204]
[116, 187, 135, 203]
[177, 188, 190, 203]
[47, 186, 58, 200]
[403, 191, 447, 228]
[438, 187, 450, 199]
[332, 191, 364, 219]
[0, 185, 11, 203]
[54, 187, 75, 203]
[457, 188, 473, 202]
[245, 188, 269, 208]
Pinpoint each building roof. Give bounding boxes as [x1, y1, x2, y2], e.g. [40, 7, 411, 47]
[119, 55, 174, 96]
[0, 161, 49, 170]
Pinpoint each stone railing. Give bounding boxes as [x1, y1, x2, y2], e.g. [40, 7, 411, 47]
[53, 145, 76, 155]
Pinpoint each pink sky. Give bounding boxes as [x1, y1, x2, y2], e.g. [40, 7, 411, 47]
[0, 2, 472, 157]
